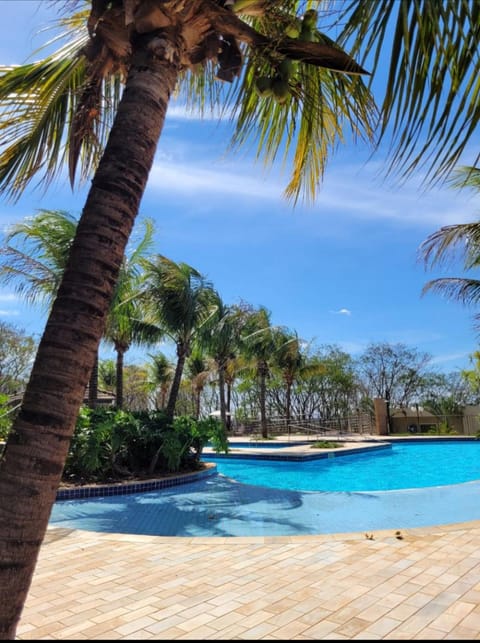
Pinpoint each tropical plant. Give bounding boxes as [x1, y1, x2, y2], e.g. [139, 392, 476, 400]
[0, 322, 36, 396]
[148, 352, 175, 410]
[185, 348, 212, 419]
[198, 295, 246, 428]
[270, 327, 306, 432]
[102, 218, 163, 408]
[139, 255, 216, 421]
[1, 0, 479, 638]
[419, 166, 480, 330]
[239, 306, 278, 438]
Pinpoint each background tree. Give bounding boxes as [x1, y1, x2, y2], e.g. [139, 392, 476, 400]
[240, 306, 277, 438]
[139, 255, 215, 421]
[198, 295, 246, 428]
[102, 218, 163, 408]
[0, 322, 36, 396]
[356, 341, 432, 432]
[419, 166, 480, 331]
[148, 352, 175, 411]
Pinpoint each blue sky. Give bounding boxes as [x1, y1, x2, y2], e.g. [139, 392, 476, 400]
[0, 0, 479, 373]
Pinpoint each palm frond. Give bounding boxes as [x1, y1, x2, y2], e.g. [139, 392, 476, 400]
[422, 277, 480, 306]
[336, 0, 480, 186]
[0, 9, 122, 201]
[419, 222, 480, 270]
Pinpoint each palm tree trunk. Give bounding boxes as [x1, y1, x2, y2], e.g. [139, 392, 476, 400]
[0, 39, 180, 639]
[218, 363, 227, 428]
[88, 351, 99, 408]
[166, 347, 187, 423]
[286, 379, 292, 437]
[115, 347, 125, 410]
[259, 362, 268, 439]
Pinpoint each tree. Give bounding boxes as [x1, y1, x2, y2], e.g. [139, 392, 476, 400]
[148, 352, 175, 410]
[270, 327, 305, 433]
[356, 341, 432, 432]
[102, 218, 163, 408]
[0, 322, 36, 396]
[198, 295, 246, 428]
[0, 0, 479, 638]
[419, 166, 480, 330]
[0, 209, 104, 404]
[240, 305, 277, 438]
[139, 255, 215, 421]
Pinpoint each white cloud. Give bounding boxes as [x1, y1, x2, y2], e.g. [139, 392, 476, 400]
[0, 309, 19, 316]
[330, 308, 352, 316]
[0, 293, 17, 302]
[148, 160, 280, 201]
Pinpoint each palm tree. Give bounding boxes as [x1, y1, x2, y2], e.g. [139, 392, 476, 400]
[335, 2, 480, 187]
[419, 166, 480, 328]
[198, 295, 246, 428]
[102, 218, 163, 408]
[148, 352, 175, 411]
[240, 306, 278, 438]
[0, 209, 104, 405]
[271, 327, 306, 433]
[185, 348, 212, 419]
[139, 255, 215, 422]
[0, 1, 479, 637]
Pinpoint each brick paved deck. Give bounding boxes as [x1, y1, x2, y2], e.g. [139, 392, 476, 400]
[17, 520, 480, 640]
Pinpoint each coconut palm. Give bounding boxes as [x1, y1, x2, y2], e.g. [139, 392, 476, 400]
[0, 209, 104, 404]
[102, 218, 164, 408]
[270, 327, 307, 433]
[0, 0, 479, 637]
[185, 348, 212, 419]
[148, 352, 175, 410]
[239, 305, 278, 438]
[335, 2, 480, 186]
[198, 295, 246, 428]
[139, 255, 216, 422]
[419, 166, 480, 328]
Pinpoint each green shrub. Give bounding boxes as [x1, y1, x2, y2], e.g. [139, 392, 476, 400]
[63, 408, 228, 483]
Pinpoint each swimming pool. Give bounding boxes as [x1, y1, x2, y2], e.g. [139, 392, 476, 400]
[49, 439, 480, 537]
[205, 440, 480, 491]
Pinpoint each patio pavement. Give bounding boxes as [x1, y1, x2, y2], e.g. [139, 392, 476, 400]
[17, 520, 480, 640]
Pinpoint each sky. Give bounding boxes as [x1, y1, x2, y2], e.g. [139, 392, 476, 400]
[0, 0, 479, 374]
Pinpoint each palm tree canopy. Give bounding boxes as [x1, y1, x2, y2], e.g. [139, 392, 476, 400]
[140, 254, 216, 351]
[0, 208, 77, 308]
[0, 0, 377, 205]
[419, 166, 480, 319]
[336, 0, 480, 186]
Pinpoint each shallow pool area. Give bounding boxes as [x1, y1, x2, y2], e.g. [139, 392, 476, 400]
[49, 438, 480, 537]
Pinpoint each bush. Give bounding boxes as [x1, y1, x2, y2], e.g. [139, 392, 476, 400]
[63, 408, 228, 484]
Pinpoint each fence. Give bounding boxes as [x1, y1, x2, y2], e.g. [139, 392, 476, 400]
[231, 412, 375, 438]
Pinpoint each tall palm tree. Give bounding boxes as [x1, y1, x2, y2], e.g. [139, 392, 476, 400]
[148, 352, 175, 411]
[419, 166, 480, 328]
[198, 295, 246, 428]
[139, 255, 215, 421]
[0, 209, 103, 405]
[0, 1, 479, 637]
[240, 306, 277, 438]
[185, 348, 212, 419]
[271, 327, 306, 433]
[102, 218, 163, 408]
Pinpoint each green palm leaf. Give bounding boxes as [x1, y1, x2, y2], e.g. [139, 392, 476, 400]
[336, 0, 480, 185]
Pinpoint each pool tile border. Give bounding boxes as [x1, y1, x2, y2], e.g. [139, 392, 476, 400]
[56, 463, 217, 501]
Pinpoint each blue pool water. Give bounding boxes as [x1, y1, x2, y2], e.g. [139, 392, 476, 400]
[49, 440, 480, 537]
[205, 441, 480, 492]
